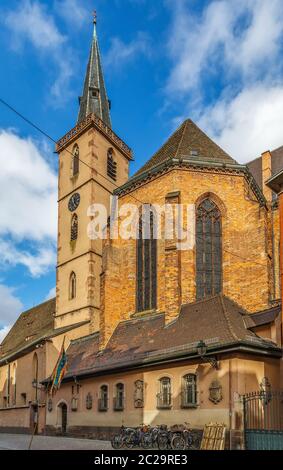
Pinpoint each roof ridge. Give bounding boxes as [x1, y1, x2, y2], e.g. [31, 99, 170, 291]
[219, 295, 240, 342]
[174, 119, 189, 159]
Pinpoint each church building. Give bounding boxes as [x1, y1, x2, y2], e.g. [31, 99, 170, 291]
[0, 18, 282, 449]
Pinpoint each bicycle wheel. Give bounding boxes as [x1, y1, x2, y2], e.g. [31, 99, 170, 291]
[111, 434, 123, 449]
[141, 433, 152, 449]
[192, 436, 200, 450]
[157, 433, 168, 450]
[125, 433, 135, 449]
[171, 434, 186, 450]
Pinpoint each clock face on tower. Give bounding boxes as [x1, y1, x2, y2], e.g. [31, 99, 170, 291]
[68, 193, 80, 212]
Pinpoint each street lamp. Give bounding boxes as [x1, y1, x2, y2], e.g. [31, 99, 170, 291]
[196, 340, 219, 370]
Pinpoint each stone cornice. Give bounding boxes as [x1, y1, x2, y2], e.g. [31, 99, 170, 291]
[114, 158, 266, 207]
[56, 113, 133, 160]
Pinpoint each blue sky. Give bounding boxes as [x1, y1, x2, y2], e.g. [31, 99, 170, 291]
[1, 0, 283, 339]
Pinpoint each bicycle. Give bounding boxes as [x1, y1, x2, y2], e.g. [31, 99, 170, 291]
[170, 422, 200, 450]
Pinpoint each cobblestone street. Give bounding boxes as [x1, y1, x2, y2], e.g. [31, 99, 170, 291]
[0, 433, 112, 450]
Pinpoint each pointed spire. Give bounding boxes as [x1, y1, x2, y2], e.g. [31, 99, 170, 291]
[77, 13, 111, 127]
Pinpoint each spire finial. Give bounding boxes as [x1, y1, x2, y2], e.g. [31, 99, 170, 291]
[92, 10, 97, 24]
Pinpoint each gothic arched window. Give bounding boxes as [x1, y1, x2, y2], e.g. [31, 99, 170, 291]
[71, 214, 78, 241]
[107, 148, 117, 181]
[136, 208, 157, 312]
[196, 198, 222, 300]
[72, 145, 79, 176]
[69, 272, 76, 300]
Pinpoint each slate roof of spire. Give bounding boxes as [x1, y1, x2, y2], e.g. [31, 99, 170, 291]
[77, 19, 111, 127]
[134, 119, 237, 178]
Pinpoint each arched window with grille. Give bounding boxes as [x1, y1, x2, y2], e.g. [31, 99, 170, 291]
[114, 383, 124, 411]
[136, 208, 157, 312]
[69, 272, 76, 300]
[72, 145, 79, 176]
[107, 148, 117, 181]
[98, 385, 108, 411]
[181, 374, 197, 408]
[71, 214, 78, 241]
[196, 198, 222, 300]
[157, 377, 171, 409]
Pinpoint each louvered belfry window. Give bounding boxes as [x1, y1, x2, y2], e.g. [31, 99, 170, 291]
[196, 198, 222, 300]
[72, 145, 79, 176]
[71, 213, 78, 241]
[137, 209, 157, 312]
[107, 148, 117, 181]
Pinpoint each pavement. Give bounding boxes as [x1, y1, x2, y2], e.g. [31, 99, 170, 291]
[0, 433, 112, 450]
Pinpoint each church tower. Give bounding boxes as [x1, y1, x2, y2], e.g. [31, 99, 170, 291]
[55, 16, 132, 332]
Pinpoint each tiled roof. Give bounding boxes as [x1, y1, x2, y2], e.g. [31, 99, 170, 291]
[133, 119, 237, 179]
[0, 298, 55, 360]
[243, 305, 280, 328]
[64, 295, 279, 379]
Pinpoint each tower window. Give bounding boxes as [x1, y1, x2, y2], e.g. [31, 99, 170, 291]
[69, 272, 76, 300]
[72, 145, 80, 176]
[196, 198, 222, 300]
[71, 214, 78, 241]
[136, 208, 157, 312]
[107, 148, 117, 181]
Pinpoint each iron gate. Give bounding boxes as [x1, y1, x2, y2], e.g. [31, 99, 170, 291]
[243, 390, 283, 450]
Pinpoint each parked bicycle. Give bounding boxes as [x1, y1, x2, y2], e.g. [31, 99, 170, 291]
[111, 425, 135, 449]
[170, 422, 201, 450]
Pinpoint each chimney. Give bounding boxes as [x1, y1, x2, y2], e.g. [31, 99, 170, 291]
[261, 150, 272, 202]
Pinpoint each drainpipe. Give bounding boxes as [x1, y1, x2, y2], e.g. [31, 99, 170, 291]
[266, 171, 283, 389]
[229, 359, 233, 449]
[278, 192, 283, 350]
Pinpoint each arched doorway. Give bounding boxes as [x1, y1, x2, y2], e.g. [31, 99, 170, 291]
[58, 402, 68, 434]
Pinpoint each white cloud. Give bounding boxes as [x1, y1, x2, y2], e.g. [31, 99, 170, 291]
[0, 285, 23, 334]
[105, 32, 151, 69]
[3, 0, 75, 104]
[5, 0, 65, 50]
[165, 0, 283, 162]
[0, 325, 12, 343]
[197, 84, 283, 162]
[0, 239, 56, 278]
[166, 0, 283, 93]
[0, 130, 57, 241]
[54, 0, 89, 28]
[0, 129, 57, 277]
[45, 286, 56, 301]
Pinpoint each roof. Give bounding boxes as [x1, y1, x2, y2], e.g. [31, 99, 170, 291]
[63, 295, 280, 380]
[243, 305, 281, 329]
[0, 298, 55, 360]
[247, 146, 283, 190]
[77, 20, 111, 127]
[133, 119, 237, 179]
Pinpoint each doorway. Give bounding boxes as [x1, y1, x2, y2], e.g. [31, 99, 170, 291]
[58, 402, 68, 434]
[30, 404, 38, 435]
